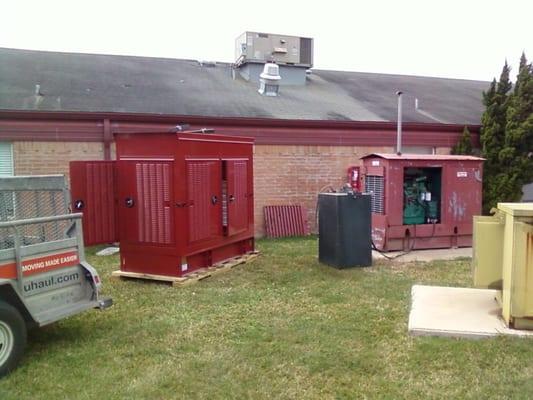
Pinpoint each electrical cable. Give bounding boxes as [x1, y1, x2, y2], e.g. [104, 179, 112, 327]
[371, 224, 417, 260]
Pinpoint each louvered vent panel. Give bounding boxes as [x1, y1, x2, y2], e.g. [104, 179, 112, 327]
[188, 161, 211, 242]
[231, 161, 248, 231]
[264, 205, 308, 238]
[365, 175, 384, 214]
[135, 162, 173, 244]
[221, 180, 228, 227]
[0, 142, 13, 176]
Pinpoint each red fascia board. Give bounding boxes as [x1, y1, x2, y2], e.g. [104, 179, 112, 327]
[0, 109, 481, 131]
[0, 109, 480, 146]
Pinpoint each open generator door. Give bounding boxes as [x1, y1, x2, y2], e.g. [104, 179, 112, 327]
[69, 161, 118, 245]
[225, 159, 250, 236]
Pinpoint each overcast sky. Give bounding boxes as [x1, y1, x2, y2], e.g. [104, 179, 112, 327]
[1, 0, 531, 82]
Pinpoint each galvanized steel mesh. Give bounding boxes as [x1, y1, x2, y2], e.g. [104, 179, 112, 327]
[0, 187, 71, 250]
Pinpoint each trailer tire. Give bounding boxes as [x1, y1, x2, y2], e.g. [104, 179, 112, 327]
[0, 301, 27, 378]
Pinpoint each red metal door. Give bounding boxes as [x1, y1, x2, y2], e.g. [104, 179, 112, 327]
[447, 166, 483, 223]
[186, 159, 222, 243]
[69, 161, 118, 245]
[225, 159, 249, 236]
[118, 160, 174, 245]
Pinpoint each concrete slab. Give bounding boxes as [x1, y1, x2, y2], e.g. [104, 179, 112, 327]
[408, 285, 533, 339]
[373, 247, 472, 263]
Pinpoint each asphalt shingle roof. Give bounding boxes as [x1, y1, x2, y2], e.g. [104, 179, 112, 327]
[0, 47, 490, 124]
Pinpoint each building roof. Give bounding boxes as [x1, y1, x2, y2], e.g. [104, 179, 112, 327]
[361, 153, 485, 161]
[0, 47, 489, 124]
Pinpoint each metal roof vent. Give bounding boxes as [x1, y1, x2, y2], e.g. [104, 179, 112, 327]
[258, 63, 281, 96]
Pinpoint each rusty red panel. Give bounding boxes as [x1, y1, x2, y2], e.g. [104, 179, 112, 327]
[264, 205, 308, 238]
[69, 161, 118, 246]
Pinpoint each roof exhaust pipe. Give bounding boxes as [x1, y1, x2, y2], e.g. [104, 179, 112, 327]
[396, 91, 403, 156]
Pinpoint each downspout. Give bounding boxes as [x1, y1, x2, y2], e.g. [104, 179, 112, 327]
[103, 118, 112, 160]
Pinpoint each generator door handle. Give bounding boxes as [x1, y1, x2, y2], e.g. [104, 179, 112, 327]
[74, 199, 85, 210]
[211, 195, 218, 205]
[229, 195, 235, 203]
[125, 197, 135, 208]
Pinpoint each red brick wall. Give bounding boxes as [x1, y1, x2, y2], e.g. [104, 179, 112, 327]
[254, 144, 394, 236]
[13, 141, 454, 237]
[14, 141, 105, 177]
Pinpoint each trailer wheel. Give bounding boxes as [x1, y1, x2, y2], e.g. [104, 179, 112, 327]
[0, 301, 27, 378]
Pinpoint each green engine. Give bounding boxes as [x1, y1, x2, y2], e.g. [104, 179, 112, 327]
[403, 174, 439, 225]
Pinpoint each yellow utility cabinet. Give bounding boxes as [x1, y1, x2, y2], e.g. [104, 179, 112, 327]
[473, 203, 533, 330]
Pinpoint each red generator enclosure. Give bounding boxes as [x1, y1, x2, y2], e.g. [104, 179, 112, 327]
[70, 132, 254, 277]
[361, 153, 484, 251]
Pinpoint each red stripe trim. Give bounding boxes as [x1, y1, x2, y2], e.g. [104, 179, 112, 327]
[0, 251, 79, 279]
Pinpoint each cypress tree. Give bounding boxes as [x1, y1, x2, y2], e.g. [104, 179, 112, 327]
[480, 62, 512, 213]
[451, 126, 473, 155]
[500, 53, 533, 202]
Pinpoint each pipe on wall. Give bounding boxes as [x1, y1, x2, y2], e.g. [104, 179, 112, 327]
[103, 118, 112, 160]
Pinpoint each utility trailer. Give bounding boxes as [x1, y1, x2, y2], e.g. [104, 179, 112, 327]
[0, 175, 112, 377]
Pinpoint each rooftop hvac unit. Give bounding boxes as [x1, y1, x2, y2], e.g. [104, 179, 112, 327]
[235, 31, 313, 67]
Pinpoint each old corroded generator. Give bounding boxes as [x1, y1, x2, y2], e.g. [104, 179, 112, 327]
[361, 153, 484, 251]
[70, 131, 255, 277]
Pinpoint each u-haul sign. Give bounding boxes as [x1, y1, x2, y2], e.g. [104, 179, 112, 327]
[0, 251, 79, 279]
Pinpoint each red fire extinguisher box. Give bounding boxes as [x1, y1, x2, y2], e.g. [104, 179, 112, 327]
[70, 132, 254, 277]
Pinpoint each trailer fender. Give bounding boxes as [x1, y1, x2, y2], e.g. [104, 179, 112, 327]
[0, 282, 37, 329]
[80, 261, 102, 291]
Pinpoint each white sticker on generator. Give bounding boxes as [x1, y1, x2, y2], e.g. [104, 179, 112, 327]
[371, 160, 380, 166]
[457, 171, 468, 178]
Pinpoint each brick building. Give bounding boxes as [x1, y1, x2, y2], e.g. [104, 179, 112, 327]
[0, 44, 489, 236]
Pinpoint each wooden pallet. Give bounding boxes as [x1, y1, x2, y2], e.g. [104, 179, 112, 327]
[111, 251, 259, 287]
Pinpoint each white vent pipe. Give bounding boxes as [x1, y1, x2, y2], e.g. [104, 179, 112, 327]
[396, 91, 403, 155]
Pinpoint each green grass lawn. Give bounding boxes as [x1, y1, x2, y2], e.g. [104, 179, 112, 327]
[2, 236, 532, 399]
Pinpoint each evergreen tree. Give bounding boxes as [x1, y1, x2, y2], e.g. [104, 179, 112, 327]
[499, 53, 533, 202]
[451, 126, 473, 155]
[480, 61, 512, 213]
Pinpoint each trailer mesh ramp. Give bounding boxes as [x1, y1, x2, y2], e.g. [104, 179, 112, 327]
[0, 175, 70, 250]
